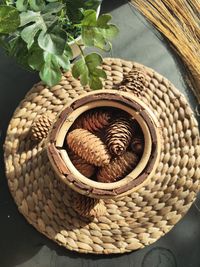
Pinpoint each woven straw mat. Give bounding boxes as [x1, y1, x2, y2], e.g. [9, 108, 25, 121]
[4, 58, 200, 254]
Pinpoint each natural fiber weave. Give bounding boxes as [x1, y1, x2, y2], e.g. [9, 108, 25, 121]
[4, 58, 200, 254]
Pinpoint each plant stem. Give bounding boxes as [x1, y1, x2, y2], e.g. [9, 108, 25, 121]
[73, 36, 85, 58]
[77, 42, 85, 57]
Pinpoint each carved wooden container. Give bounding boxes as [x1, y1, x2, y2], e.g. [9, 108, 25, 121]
[46, 90, 162, 199]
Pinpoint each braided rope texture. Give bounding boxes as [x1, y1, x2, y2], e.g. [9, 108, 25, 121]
[4, 58, 200, 254]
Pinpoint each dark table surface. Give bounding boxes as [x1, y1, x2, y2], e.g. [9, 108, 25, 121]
[0, 1, 200, 267]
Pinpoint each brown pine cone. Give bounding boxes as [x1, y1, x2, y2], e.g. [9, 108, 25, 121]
[30, 115, 53, 141]
[105, 117, 133, 156]
[72, 110, 112, 133]
[131, 137, 144, 155]
[72, 193, 106, 219]
[97, 151, 139, 183]
[69, 151, 96, 178]
[119, 68, 146, 95]
[67, 129, 111, 166]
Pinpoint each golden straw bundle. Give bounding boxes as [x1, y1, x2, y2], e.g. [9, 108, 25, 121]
[131, 0, 200, 103]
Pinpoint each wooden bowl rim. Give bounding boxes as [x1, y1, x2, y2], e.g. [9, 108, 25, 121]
[56, 100, 152, 190]
[47, 90, 161, 198]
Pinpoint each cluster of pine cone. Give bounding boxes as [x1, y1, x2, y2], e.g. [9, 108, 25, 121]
[66, 108, 144, 183]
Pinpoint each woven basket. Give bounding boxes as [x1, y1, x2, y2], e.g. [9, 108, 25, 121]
[4, 58, 200, 254]
[47, 90, 162, 199]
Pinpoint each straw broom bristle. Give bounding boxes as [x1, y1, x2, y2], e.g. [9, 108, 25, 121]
[131, 0, 200, 103]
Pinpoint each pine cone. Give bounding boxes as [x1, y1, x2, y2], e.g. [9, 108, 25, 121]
[131, 136, 144, 155]
[72, 109, 112, 133]
[72, 193, 106, 219]
[97, 151, 139, 183]
[67, 129, 111, 166]
[69, 151, 96, 178]
[30, 115, 53, 141]
[119, 68, 146, 95]
[105, 118, 133, 156]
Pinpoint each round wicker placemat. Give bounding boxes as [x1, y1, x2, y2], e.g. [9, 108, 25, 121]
[4, 58, 200, 254]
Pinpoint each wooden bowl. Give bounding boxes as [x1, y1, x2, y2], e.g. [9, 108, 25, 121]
[47, 90, 162, 199]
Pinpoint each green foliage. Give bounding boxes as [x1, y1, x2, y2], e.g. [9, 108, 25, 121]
[0, 1, 119, 89]
[39, 52, 62, 87]
[82, 10, 119, 50]
[72, 53, 106, 90]
[19, 3, 64, 49]
[65, 0, 100, 23]
[0, 6, 20, 33]
[37, 27, 67, 55]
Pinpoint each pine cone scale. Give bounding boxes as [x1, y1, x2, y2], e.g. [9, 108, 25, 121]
[30, 115, 53, 141]
[97, 151, 139, 183]
[73, 110, 112, 133]
[106, 118, 133, 156]
[69, 151, 96, 178]
[72, 193, 106, 218]
[67, 129, 111, 166]
[119, 68, 147, 95]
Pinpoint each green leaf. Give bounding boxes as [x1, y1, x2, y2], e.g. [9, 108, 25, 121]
[92, 68, 107, 79]
[65, 0, 100, 23]
[38, 27, 66, 55]
[55, 44, 73, 70]
[29, 0, 45, 12]
[8, 36, 31, 69]
[97, 14, 112, 27]
[84, 0, 100, 10]
[80, 71, 89, 86]
[89, 75, 102, 90]
[100, 24, 119, 40]
[63, 43, 73, 59]
[41, 13, 57, 28]
[20, 11, 46, 48]
[39, 49, 71, 85]
[81, 9, 96, 26]
[72, 53, 107, 90]
[85, 53, 105, 89]
[28, 45, 44, 70]
[85, 52, 103, 69]
[16, 0, 28, 12]
[53, 54, 70, 71]
[65, 0, 85, 23]
[42, 2, 64, 13]
[20, 9, 60, 48]
[72, 58, 87, 79]
[50, 46, 72, 71]
[39, 58, 62, 87]
[0, 6, 20, 34]
[21, 22, 41, 48]
[20, 10, 43, 27]
[20, 8, 58, 29]
[81, 10, 119, 50]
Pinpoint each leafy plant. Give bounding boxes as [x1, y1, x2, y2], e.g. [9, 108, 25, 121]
[0, 0, 119, 89]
